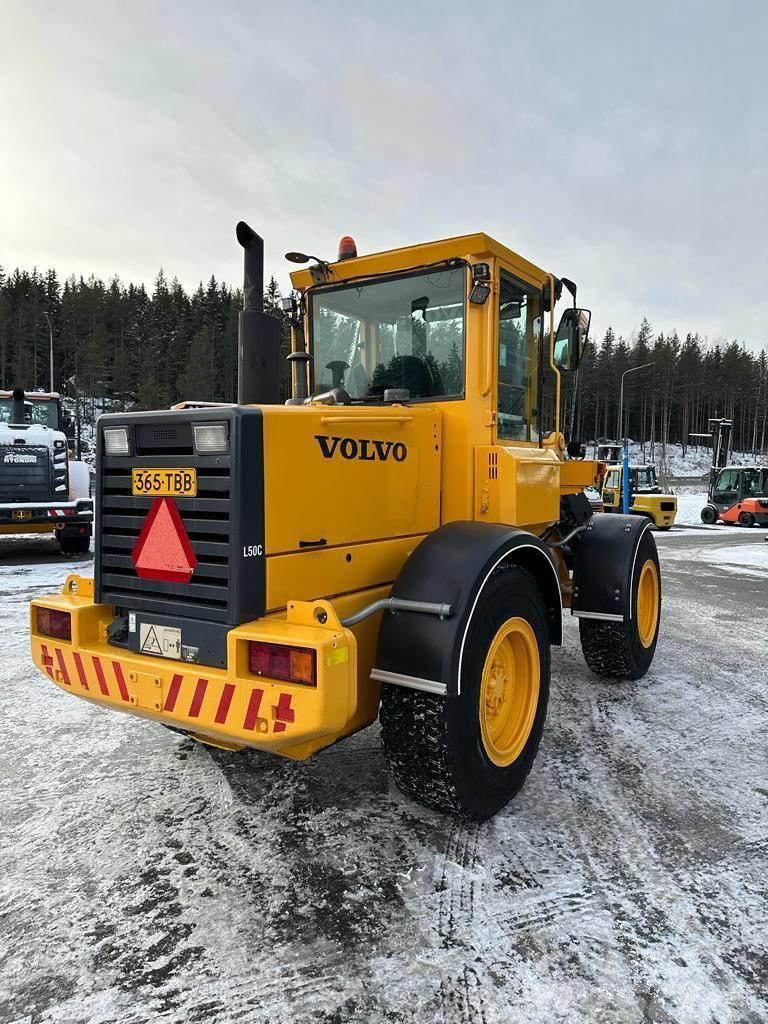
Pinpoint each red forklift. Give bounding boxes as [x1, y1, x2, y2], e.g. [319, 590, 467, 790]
[696, 418, 768, 526]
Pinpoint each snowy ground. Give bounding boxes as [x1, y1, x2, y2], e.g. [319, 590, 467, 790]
[1, 531, 767, 1024]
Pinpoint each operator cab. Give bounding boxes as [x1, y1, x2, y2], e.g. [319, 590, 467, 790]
[0, 392, 64, 431]
[606, 464, 663, 499]
[291, 233, 591, 456]
[711, 466, 768, 507]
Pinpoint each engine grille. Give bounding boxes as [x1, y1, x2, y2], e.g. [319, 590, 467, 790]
[95, 409, 265, 628]
[98, 459, 231, 622]
[0, 445, 51, 501]
[660, 501, 676, 511]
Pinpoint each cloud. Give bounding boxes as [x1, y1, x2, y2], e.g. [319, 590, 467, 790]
[1, 0, 766, 348]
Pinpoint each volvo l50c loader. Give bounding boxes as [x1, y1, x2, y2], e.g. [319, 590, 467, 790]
[29, 225, 662, 820]
[1, 389, 92, 553]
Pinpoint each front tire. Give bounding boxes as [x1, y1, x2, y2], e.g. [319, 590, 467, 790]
[701, 505, 718, 525]
[579, 529, 661, 680]
[380, 567, 550, 820]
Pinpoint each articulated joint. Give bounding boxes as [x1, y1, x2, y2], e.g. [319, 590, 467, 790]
[340, 597, 453, 628]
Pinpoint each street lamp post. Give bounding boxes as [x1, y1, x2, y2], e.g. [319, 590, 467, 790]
[42, 311, 54, 392]
[618, 362, 653, 514]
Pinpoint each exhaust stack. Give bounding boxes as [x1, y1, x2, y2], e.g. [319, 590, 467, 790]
[11, 388, 27, 425]
[236, 221, 281, 405]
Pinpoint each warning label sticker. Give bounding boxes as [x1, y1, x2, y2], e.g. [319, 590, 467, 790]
[139, 623, 182, 660]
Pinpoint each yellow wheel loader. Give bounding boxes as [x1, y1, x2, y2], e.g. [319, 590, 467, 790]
[29, 226, 662, 820]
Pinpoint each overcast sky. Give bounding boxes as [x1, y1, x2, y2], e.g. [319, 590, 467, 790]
[1, 1, 766, 348]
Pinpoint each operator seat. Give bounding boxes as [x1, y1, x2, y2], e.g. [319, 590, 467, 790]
[370, 354, 442, 398]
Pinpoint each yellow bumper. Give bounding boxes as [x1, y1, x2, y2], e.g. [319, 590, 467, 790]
[30, 576, 363, 760]
[633, 496, 677, 528]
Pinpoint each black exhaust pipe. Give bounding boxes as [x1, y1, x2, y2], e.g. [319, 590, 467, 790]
[11, 387, 26, 425]
[236, 221, 281, 405]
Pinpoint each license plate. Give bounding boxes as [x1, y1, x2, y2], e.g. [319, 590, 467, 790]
[12, 510, 33, 521]
[132, 468, 197, 497]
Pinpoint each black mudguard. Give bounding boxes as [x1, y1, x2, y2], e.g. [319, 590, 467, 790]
[373, 521, 561, 696]
[571, 514, 654, 622]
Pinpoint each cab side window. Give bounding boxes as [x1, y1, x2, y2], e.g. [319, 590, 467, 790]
[497, 272, 540, 442]
[714, 469, 739, 495]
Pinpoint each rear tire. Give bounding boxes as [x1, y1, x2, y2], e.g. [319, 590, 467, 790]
[701, 505, 718, 525]
[579, 529, 660, 680]
[380, 567, 550, 820]
[738, 511, 755, 527]
[59, 534, 90, 555]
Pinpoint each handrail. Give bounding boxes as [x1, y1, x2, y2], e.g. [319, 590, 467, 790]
[340, 597, 452, 628]
[319, 415, 413, 425]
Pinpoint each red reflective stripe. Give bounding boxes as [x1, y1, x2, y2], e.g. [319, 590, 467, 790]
[111, 662, 130, 702]
[40, 643, 55, 679]
[273, 721, 287, 733]
[54, 648, 71, 686]
[275, 692, 295, 722]
[92, 656, 110, 696]
[72, 652, 89, 690]
[164, 674, 183, 712]
[214, 683, 235, 724]
[243, 688, 264, 730]
[188, 678, 208, 718]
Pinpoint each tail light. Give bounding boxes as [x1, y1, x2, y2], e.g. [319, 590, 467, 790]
[248, 641, 316, 686]
[36, 607, 72, 640]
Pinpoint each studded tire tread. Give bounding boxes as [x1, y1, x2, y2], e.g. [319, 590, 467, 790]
[379, 566, 550, 820]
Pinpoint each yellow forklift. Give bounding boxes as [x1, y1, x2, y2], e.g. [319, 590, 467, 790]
[29, 226, 662, 819]
[599, 461, 677, 530]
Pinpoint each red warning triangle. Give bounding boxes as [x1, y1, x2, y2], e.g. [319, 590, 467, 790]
[132, 497, 197, 583]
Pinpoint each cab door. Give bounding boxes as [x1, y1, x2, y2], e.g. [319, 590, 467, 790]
[712, 468, 739, 510]
[495, 269, 543, 444]
[602, 468, 621, 511]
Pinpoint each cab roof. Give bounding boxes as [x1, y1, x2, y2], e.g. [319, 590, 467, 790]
[289, 232, 553, 292]
[0, 390, 60, 400]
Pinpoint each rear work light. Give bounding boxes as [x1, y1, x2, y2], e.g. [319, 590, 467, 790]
[36, 607, 72, 641]
[193, 422, 229, 454]
[103, 426, 131, 456]
[248, 641, 316, 686]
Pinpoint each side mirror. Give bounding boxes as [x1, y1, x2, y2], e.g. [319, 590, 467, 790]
[553, 307, 591, 371]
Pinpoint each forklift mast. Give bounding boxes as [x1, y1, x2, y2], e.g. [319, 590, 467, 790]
[709, 417, 732, 495]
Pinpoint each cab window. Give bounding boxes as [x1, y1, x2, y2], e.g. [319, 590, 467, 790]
[605, 469, 620, 489]
[310, 267, 465, 401]
[714, 469, 739, 493]
[497, 272, 540, 442]
[0, 397, 61, 429]
[742, 468, 763, 494]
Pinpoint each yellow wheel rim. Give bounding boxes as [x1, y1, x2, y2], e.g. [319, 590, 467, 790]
[636, 559, 660, 648]
[479, 617, 540, 768]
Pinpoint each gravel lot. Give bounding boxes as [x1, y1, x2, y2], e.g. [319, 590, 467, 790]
[1, 527, 766, 1024]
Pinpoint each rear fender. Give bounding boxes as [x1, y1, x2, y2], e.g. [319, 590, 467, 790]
[571, 514, 654, 623]
[372, 521, 561, 697]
